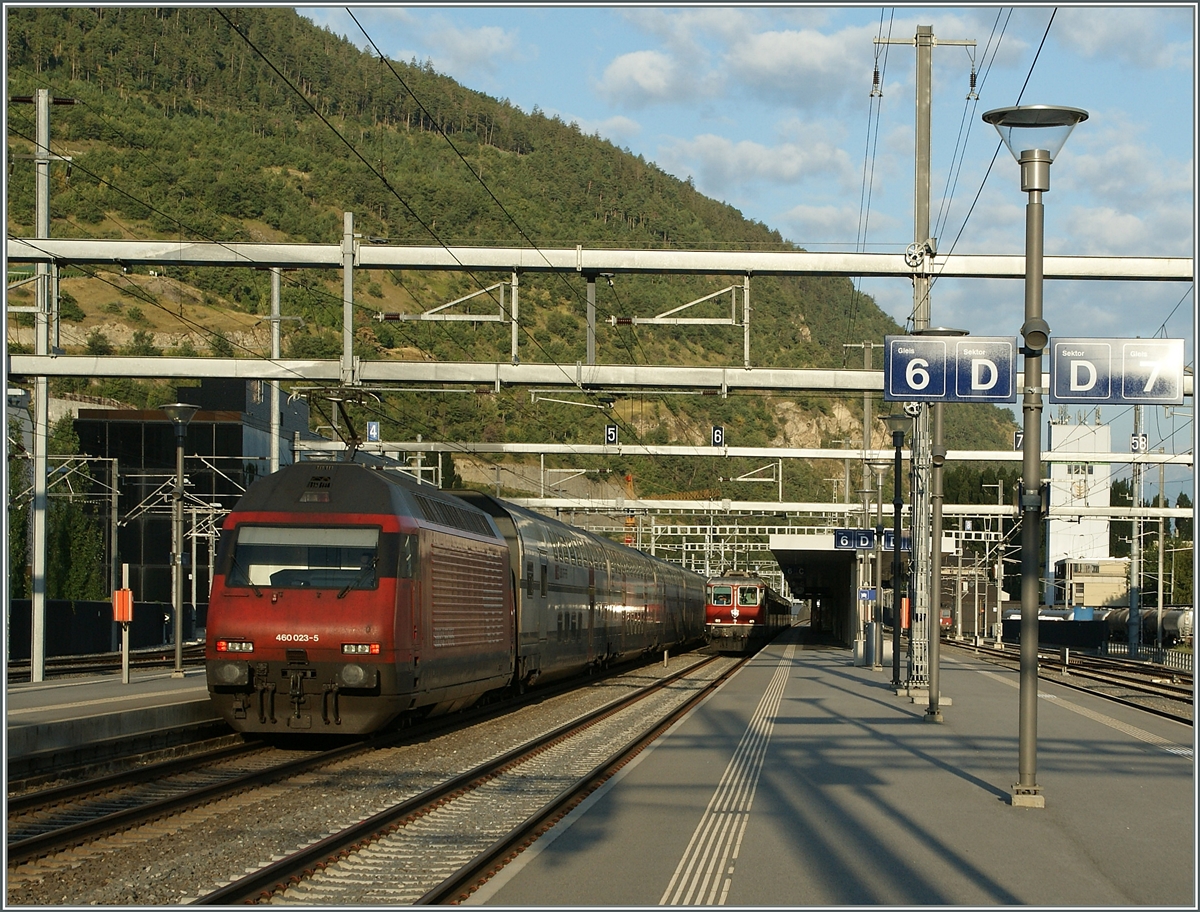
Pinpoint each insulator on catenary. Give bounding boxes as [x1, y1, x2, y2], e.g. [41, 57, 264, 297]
[870, 66, 882, 98]
[966, 67, 979, 101]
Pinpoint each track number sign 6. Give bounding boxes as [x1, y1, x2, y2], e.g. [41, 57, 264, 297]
[884, 336, 1017, 403]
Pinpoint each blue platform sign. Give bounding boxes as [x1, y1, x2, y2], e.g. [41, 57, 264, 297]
[834, 529, 876, 550]
[1050, 338, 1185, 404]
[882, 530, 912, 553]
[366, 421, 380, 442]
[884, 335, 1017, 403]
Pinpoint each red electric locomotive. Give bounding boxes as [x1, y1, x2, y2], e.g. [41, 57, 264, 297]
[206, 463, 705, 735]
[704, 570, 792, 654]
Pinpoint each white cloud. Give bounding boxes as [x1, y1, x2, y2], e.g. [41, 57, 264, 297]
[422, 23, 521, 79]
[658, 133, 854, 194]
[777, 203, 902, 247]
[544, 111, 643, 146]
[1054, 8, 1193, 69]
[619, 7, 759, 47]
[723, 23, 880, 108]
[597, 49, 721, 107]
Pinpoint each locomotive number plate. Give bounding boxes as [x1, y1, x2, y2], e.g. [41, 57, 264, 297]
[275, 633, 321, 643]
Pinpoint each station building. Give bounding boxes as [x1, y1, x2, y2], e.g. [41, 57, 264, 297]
[71, 379, 313, 619]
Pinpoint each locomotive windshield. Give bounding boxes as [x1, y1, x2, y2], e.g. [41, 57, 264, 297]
[737, 586, 761, 607]
[709, 585, 732, 606]
[226, 525, 383, 590]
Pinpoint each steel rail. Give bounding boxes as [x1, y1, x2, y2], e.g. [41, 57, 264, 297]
[194, 654, 729, 905]
[416, 656, 745, 905]
[6, 741, 265, 816]
[943, 640, 1193, 725]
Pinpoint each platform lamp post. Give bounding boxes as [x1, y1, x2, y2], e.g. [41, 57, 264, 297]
[161, 402, 199, 678]
[983, 103, 1088, 809]
[868, 461, 891, 671]
[883, 414, 913, 688]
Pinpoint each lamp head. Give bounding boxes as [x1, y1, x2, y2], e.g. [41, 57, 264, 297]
[160, 402, 199, 435]
[982, 105, 1088, 164]
[912, 326, 968, 337]
[882, 413, 912, 443]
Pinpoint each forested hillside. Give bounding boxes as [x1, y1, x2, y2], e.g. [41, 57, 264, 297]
[6, 7, 1016, 498]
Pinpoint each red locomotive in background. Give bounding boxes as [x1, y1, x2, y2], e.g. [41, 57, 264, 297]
[205, 463, 705, 735]
[704, 570, 793, 654]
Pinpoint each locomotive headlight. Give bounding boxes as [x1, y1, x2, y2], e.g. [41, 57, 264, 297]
[216, 639, 254, 653]
[341, 643, 380, 655]
[213, 661, 250, 686]
[339, 663, 367, 687]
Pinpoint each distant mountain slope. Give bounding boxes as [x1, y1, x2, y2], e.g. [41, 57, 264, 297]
[6, 7, 1016, 496]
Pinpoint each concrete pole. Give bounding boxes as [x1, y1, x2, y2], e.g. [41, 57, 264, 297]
[906, 27, 935, 692]
[510, 271, 520, 364]
[270, 267, 281, 474]
[586, 275, 596, 366]
[172, 424, 185, 677]
[873, 465, 886, 669]
[342, 212, 355, 385]
[1157, 458, 1165, 648]
[30, 88, 52, 683]
[955, 550, 964, 639]
[742, 274, 751, 368]
[1129, 405, 1141, 655]
[121, 564, 131, 685]
[892, 430, 905, 688]
[926, 402, 944, 721]
[110, 457, 120, 599]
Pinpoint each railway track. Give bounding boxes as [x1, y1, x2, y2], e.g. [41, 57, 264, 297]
[195, 653, 744, 905]
[7, 643, 206, 682]
[6, 648, 716, 879]
[6, 739, 338, 867]
[943, 639, 1193, 724]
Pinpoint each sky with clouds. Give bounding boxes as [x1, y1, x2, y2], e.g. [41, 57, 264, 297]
[301, 5, 1195, 493]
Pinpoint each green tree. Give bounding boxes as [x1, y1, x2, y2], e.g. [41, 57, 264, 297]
[440, 452, 463, 490]
[123, 329, 162, 356]
[45, 416, 108, 600]
[85, 329, 113, 355]
[1174, 491, 1192, 540]
[8, 418, 31, 599]
[208, 333, 235, 357]
[59, 291, 85, 322]
[1110, 477, 1133, 558]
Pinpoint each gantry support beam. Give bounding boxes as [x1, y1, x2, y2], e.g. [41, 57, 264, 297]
[7, 238, 1192, 281]
[292, 438, 1194, 466]
[7, 356, 1195, 401]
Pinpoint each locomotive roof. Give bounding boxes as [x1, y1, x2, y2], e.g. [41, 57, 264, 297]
[230, 463, 501, 540]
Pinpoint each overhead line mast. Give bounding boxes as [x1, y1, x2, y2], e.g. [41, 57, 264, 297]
[874, 26, 976, 704]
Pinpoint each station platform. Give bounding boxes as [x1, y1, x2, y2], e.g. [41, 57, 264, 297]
[5, 665, 225, 782]
[471, 626, 1195, 907]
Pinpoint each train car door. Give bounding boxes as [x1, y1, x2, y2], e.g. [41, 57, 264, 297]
[538, 551, 549, 643]
[587, 567, 596, 663]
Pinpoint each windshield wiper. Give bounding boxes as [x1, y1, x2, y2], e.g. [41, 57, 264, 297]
[338, 558, 377, 599]
[229, 554, 263, 597]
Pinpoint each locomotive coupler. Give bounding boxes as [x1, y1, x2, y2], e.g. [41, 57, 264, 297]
[322, 683, 342, 726]
[257, 681, 277, 724]
[288, 671, 307, 719]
